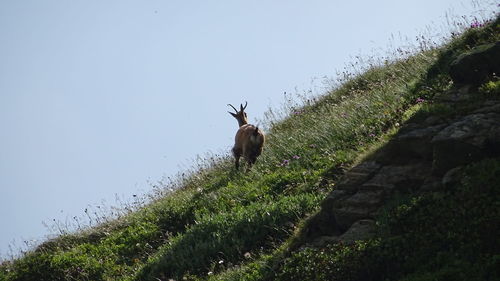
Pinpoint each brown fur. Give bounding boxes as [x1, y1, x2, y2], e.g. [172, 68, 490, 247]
[228, 102, 265, 170]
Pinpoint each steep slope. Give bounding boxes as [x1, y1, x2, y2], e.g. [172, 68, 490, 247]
[212, 18, 500, 281]
[276, 43, 500, 281]
[1, 16, 498, 281]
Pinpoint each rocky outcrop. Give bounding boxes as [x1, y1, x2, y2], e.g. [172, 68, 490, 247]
[304, 92, 500, 247]
[432, 111, 500, 173]
[449, 41, 500, 85]
[299, 40, 500, 248]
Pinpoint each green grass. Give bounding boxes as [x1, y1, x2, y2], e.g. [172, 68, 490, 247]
[479, 79, 500, 95]
[272, 158, 500, 281]
[1, 15, 499, 281]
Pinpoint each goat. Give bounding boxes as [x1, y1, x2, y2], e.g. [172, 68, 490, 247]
[228, 102, 265, 170]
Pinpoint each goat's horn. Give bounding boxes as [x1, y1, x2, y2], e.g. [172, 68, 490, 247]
[228, 104, 238, 112]
[241, 101, 248, 111]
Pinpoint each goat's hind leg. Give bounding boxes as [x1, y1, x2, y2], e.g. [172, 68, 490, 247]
[234, 155, 241, 170]
[246, 156, 257, 172]
[232, 147, 241, 170]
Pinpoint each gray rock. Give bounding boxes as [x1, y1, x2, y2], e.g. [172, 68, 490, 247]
[420, 180, 443, 191]
[450, 41, 500, 85]
[483, 100, 500, 107]
[474, 102, 500, 114]
[324, 189, 349, 202]
[309, 220, 376, 246]
[333, 205, 378, 231]
[432, 141, 482, 175]
[362, 163, 432, 192]
[424, 116, 446, 126]
[301, 209, 342, 241]
[432, 113, 500, 144]
[336, 161, 381, 189]
[321, 189, 350, 208]
[398, 124, 446, 140]
[343, 190, 385, 207]
[339, 219, 376, 244]
[328, 189, 382, 231]
[388, 124, 447, 161]
[442, 166, 464, 189]
[432, 113, 500, 174]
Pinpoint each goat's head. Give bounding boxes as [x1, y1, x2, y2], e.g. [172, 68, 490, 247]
[228, 102, 248, 127]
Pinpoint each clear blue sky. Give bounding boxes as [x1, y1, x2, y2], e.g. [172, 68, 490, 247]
[0, 0, 496, 258]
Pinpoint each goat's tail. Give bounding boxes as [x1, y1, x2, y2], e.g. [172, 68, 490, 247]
[253, 126, 260, 136]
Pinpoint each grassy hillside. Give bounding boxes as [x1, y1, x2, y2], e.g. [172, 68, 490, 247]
[1, 15, 499, 281]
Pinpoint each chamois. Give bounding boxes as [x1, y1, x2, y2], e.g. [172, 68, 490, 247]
[228, 102, 265, 170]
